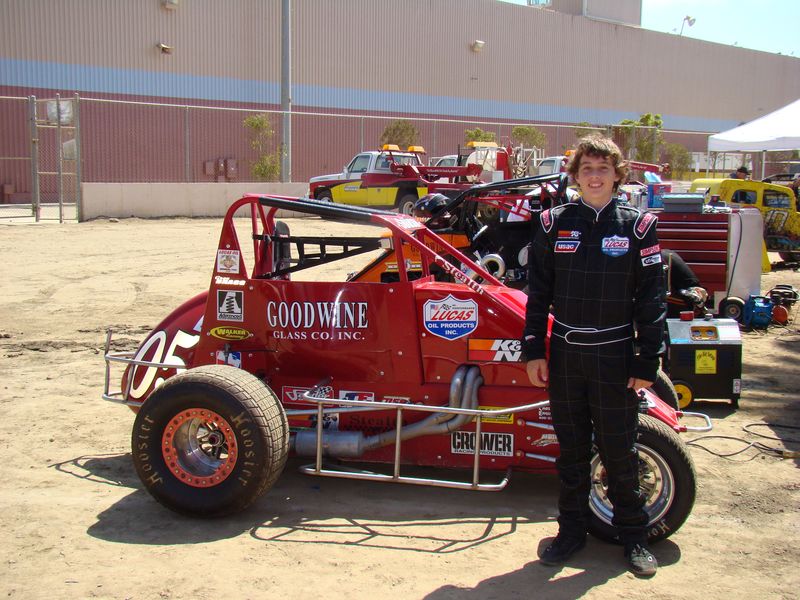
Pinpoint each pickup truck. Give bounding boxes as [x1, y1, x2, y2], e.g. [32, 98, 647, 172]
[689, 178, 800, 262]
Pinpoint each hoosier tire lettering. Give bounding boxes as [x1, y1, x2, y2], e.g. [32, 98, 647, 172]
[131, 365, 288, 517]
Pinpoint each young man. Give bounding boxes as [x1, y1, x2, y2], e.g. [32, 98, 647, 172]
[522, 135, 666, 577]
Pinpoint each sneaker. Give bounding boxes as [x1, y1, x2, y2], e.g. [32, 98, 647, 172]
[539, 533, 587, 566]
[625, 543, 658, 577]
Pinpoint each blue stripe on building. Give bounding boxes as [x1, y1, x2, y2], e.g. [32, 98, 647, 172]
[0, 58, 737, 132]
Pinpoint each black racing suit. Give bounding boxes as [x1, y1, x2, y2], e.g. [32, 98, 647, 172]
[522, 198, 666, 544]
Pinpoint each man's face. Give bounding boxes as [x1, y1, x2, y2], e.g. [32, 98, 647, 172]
[575, 154, 620, 207]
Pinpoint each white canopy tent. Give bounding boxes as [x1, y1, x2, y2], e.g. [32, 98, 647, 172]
[708, 98, 800, 177]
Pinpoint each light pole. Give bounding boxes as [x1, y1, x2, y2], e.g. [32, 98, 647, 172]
[679, 15, 695, 36]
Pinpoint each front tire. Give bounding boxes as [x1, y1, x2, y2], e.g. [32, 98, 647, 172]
[317, 189, 333, 202]
[719, 297, 745, 321]
[588, 414, 696, 544]
[649, 369, 679, 410]
[131, 365, 289, 517]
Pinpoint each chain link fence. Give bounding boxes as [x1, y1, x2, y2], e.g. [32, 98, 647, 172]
[1, 94, 723, 216]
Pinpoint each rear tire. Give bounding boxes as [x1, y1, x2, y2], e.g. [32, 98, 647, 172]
[131, 365, 288, 517]
[588, 414, 696, 544]
[317, 189, 333, 202]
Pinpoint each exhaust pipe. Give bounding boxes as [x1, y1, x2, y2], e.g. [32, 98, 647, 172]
[293, 365, 482, 458]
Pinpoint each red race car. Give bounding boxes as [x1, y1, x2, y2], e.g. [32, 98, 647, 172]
[103, 193, 710, 545]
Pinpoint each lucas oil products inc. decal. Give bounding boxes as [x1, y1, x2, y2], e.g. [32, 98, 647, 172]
[451, 431, 513, 457]
[216, 249, 240, 274]
[601, 235, 630, 257]
[423, 295, 478, 340]
[468, 339, 523, 362]
[217, 290, 243, 322]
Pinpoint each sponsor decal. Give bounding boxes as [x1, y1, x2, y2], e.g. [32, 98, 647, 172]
[555, 240, 580, 253]
[432, 255, 485, 294]
[381, 396, 415, 404]
[601, 235, 629, 257]
[733, 379, 741, 394]
[468, 339, 523, 362]
[216, 249, 240, 274]
[640, 244, 661, 257]
[214, 275, 246, 286]
[451, 431, 514, 457]
[478, 406, 514, 425]
[532, 433, 558, 447]
[641, 254, 662, 266]
[538, 405, 551, 422]
[557, 230, 581, 240]
[540, 209, 552, 230]
[695, 349, 717, 375]
[396, 217, 423, 230]
[423, 295, 479, 340]
[344, 185, 359, 192]
[339, 390, 375, 402]
[209, 326, 252, 341]
[310, 412, 339, 430]
[282, 385, 333, 403]
[217, 290, 243, 322]
[215, 350, 241, 368]
[636, 212, 657, 236]
[267, 300, 369, 341]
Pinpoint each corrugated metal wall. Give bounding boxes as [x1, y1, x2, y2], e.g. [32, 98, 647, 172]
[1, 0, 799, 193]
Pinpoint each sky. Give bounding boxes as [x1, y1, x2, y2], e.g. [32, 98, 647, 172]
[501, 0, 800, 57]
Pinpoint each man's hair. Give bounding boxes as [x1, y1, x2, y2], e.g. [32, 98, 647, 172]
[736, 166, 749, 174]
[566, 134, 629, 189]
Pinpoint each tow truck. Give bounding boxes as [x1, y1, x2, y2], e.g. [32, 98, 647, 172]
[308, 142, 521, 214]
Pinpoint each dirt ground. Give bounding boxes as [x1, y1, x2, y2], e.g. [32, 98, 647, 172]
[1, 215, 798, 600]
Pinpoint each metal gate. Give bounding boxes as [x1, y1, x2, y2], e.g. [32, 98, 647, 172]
[27, 93, 82, 222]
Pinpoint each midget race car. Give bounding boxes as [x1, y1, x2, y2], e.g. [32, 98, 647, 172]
[103, 193, 711, 544]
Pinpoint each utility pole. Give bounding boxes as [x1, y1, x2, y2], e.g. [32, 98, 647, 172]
[280, 0, 292, 182]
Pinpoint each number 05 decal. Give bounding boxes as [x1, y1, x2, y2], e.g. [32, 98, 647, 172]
[129, 330, 200, 399]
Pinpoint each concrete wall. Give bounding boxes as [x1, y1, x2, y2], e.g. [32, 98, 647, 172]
[81, 182, 308, 220]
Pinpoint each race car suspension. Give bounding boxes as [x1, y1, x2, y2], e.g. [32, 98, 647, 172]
[292, 365, 482, 459]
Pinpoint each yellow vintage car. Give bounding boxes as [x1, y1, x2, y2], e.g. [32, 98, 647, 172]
[689, 178, 800, 264]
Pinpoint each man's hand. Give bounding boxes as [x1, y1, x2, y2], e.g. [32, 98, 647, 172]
[627, 377, 653, 391]
[526, 359, 549, 388]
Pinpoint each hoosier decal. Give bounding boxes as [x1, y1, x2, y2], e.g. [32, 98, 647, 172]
[423, 295, 478, 340]
[468, 339, 523, 362]
[451, 431, 513, 457]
